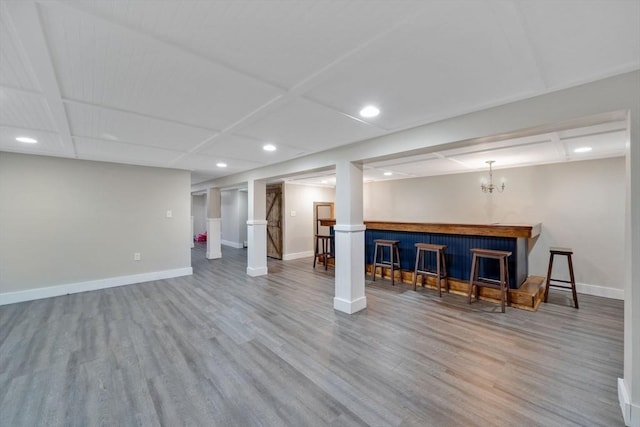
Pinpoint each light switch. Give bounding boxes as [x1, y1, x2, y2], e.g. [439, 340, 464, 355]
[166, 210, 172, 218]
[290, 210, 296, 217]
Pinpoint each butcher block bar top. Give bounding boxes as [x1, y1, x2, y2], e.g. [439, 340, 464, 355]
[319, 219, 541, 239]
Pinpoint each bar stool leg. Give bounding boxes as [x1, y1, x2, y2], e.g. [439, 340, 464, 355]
[390, 245, 395, 286]
[372, 243, 379, 281]
[436, 249, 442, 297]
[413, 249, 420, 291]
[442, 251, 449, 294]
[468, 253, 477, 304]
[544, 252, 554, 303]
[568, 254, 579, 309]
[394, 244, 401, 286]
[313, 236, 318, 268]
[500, 258, 506, 313]
[323, 238, 328, 270]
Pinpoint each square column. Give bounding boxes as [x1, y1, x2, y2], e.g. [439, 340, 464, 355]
[206, 188, 222, 259]
[620, 110, 640, 427]
[247, 179, 268, 276]
[333, 160, 367, 314]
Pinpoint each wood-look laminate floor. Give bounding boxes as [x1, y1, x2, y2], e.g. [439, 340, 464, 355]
[0, 244, 625, 426]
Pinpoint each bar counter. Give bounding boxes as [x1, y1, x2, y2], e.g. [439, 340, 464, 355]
[319, 220, 541, 288]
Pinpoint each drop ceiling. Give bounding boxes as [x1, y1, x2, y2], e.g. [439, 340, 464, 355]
[1, 1, 638, 185]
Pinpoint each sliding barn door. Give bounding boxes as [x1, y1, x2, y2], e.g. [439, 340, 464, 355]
[266, 184, 283, 259]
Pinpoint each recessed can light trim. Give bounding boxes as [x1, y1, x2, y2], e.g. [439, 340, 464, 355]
[574, 147, 592, 153]
[263, 144, 276, 151]
[16, 136, 38, 144]
[216, 162, 227, 168]
[359, 105, 380, 118]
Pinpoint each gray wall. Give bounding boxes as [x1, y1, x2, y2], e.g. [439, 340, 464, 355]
[0, 153, 191, 294]
[363, 157, 625, 293]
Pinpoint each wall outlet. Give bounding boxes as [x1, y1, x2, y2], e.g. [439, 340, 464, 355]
[134, 252, 141, 261]
[166, 210, 172, 218]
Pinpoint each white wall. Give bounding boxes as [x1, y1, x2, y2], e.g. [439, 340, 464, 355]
[363, 157, 625, 296]
[0, 153, 192, 303]
[283, 183, 335, 260]
[191, 194, 206, 236]
[220, 189, 248, 248]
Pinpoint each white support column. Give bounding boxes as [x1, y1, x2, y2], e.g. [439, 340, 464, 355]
[333, 160, 367, 314]
[620, 108, 640, 427]
[247, 179, 268, 276]
[190, 215, 194, 248]
[206, 188, 222, 259]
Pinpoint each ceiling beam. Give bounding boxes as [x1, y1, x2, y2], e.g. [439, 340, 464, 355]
[5, 1, 76, 156]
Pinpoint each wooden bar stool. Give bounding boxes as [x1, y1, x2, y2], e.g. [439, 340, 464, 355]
[372, 239, 401, 285]
[544, 247, 578, 308]
[468, 248, 512, 313]
[413, 243, 449, 297]
[313, 234, 334, 270]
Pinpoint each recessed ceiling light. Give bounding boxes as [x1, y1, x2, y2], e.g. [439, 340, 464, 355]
[384, 171, 393, 176]
[574, 147, 592, 153]
[263, 144, 276, 151]
[16, 136, 37, 144]
[359, 105, 380, 118]
[321, 180, 328, 184]
[216, 162, 227, 168]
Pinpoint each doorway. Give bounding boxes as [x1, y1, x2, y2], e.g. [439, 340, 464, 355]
[314, 202, 335, 235]
[266, 184, 283, 259]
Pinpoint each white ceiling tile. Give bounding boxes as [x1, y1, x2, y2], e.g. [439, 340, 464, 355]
[40, 3, 282, 130]
[201, 134, 307, 164]
[0, 5, 40, 92]
[305, 2, 539, 131]
[237, 98, 384, 152]
[0, 126, 64, 155]
[65, 102, 215, 152]
[520, 1, 640, 88]
[63, 1, 425, 89]
[0, 88, 56, 131]
[74, 137, 180, 167]
[449, 142, 568, 170]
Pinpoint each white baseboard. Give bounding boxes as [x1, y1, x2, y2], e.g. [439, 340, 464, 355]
[549, 281, 624, 300]
[206, 251, 222, 259]
[577, 282, 624, 299]
[283, 250, 314, 260]
[246, 266, 268, 277]
[333, 296, 367, 314]
[0, 267, 193, 306]
[618, 378, 640, 426]
[221, 240, 243, 249]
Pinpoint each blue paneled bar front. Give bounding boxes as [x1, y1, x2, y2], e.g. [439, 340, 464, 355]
[320, 220, 541, 289]
[363, 221, 541, 289]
